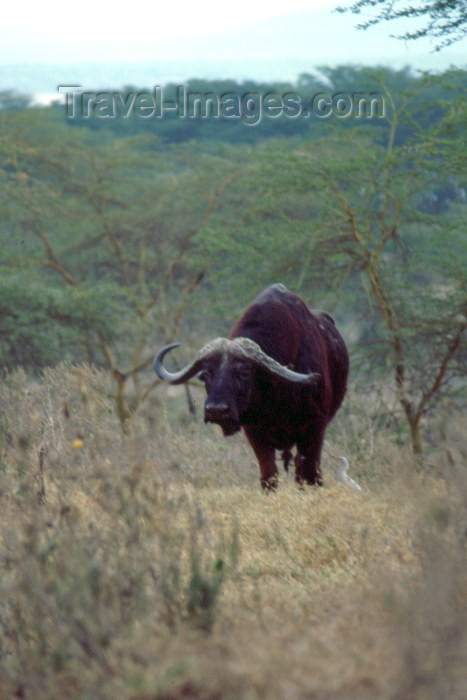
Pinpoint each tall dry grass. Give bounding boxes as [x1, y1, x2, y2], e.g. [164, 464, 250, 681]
[0, 365, 465, 699]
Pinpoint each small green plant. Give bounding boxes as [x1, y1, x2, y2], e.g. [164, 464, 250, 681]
[157, 505, 239, 632]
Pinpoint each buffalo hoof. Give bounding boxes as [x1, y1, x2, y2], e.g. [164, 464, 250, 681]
[261, 475, 279, 491]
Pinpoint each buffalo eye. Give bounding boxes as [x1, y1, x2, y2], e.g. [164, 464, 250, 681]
[199, 367, 212, 382]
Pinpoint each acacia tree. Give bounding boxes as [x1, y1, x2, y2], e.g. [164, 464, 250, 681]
[222, 84, 466, 455]
[337, 0, 467, 50]
[0, 109, 236, 428]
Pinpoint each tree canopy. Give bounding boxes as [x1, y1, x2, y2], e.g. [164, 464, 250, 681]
[336, 0, 467, 50]
[1, 66, 466, 450]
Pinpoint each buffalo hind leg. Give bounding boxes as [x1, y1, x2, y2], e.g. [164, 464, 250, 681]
[281, 449, 293, 473]
[244, 427, 278, 490]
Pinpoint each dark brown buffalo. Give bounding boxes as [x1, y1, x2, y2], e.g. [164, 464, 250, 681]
[154, 284, 349, 489]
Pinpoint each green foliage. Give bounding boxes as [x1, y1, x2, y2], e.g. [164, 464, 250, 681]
[0, 109, 234, 370]
[0, 90, 31, 110]
[159, 508, 239, 632]
[0, 273, 120, 371]
[63, 67, 459, 145]
[337, 0, 467, 49]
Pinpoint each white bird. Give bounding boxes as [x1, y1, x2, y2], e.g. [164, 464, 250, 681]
[328, 454, 363, 492]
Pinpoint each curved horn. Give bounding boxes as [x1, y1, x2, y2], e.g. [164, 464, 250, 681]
[154, 343, 183, 383]
[230, 337, 320, 385]
[155, 337, 320, 386]
[154, 338, 231, 384]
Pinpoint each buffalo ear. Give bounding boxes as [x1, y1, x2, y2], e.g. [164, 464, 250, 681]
[306, 372, 321, 389]
[269, 370, 321, 387]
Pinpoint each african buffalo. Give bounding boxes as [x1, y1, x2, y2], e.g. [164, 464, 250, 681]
[154, 284, 349, 489]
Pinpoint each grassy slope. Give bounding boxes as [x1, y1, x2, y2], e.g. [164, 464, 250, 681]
[0, 365, 465, 699]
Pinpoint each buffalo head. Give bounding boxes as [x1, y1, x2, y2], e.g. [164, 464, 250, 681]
[154, 337, 319, 437]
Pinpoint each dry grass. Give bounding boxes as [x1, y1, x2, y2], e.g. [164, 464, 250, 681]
[0, 365, 465, 699]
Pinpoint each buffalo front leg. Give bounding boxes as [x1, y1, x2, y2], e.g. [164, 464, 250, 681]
[244, 426, 279, 490]
[295, 430, 324, 486]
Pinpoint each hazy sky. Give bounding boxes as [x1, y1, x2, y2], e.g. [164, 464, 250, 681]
[1, 0, 466, 87]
